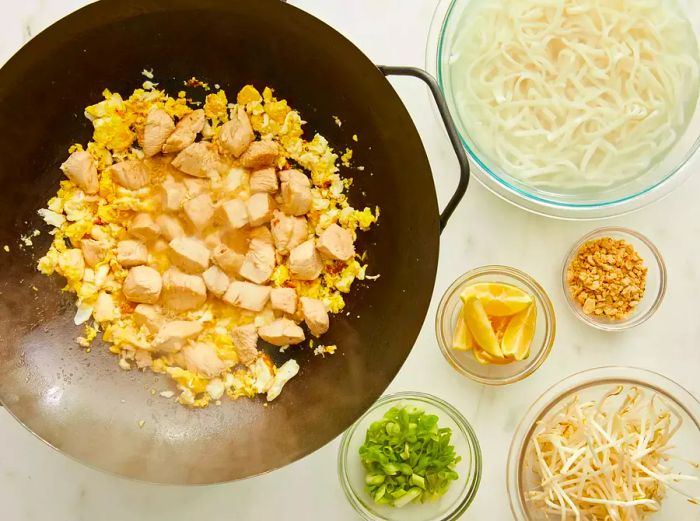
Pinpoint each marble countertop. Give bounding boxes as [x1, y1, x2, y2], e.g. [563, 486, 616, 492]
[3, 1, 700, 520]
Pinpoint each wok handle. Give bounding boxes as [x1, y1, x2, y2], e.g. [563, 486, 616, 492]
[378, 65, 470, 233]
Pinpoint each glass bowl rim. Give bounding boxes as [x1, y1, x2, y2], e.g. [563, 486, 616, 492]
[560, 226, 667, 331]
[506, 366, 700, 520]
[435, 265, 556, 385]
[337, 391, 482, 521]
[434, 0, 700, 211]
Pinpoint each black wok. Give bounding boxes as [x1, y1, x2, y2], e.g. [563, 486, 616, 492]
[0, 0, 469, 483]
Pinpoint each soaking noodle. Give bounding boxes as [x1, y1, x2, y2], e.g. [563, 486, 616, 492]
[449, 0, 700, 190]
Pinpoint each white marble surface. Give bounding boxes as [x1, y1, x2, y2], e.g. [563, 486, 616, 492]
[2, 1, 700, 520]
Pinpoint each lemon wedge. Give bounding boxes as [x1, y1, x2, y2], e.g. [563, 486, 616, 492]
[501, 302, 537, 361]
[460, 282, 532, 317]
[463, 296, 503, 358]
[472, 345, 513, 365]
[452, 308, 474, 351]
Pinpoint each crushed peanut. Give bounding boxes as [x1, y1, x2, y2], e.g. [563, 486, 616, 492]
[566, 236, 647, 320]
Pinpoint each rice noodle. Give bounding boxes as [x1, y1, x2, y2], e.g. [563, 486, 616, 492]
[450, 0, 700, 190]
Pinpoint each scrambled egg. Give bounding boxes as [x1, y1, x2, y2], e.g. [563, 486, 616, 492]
[36, 79, 378, 407]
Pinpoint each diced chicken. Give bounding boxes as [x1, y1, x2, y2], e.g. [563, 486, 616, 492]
[203, 230, 222, 249]
[172, 142, 223, 178]
[134, 350, 153, 369]
[231, 323, 259, 364]
[222, 281, 271, 312]
[129, 213, 160, 242]
[239, 237, 275, 284]
[317, 223, 355, 261]
[160, 177, 187, 211]
[221, 167, 246, 195]
[270, 210, 307, 255]
[249, 225, 274, 244]
[288, 239, 323, 280]
[216, 199, 248, 230]
[143, 108, 175, 157]
[219, 107, 254, 157]
[133, 304, 162, 332]
[183, 343, 228, 377]
[93, 292, 116, 322]
[155, 214, 187, 241]
[266, 359, 300, 401]
[279, 169, 312, 216]
[240, 140, 279, 169]
[249, 167, 278, 194]
[202, 265, 230, 297]
[183, 192, 214, 231]
[162, 109, 205, 153]
[270, 287, 297, 315]
[168, 237, 210, 274]
[161, 268, 207, 312]
[110, 160, 150, 190]
[117, 240, 148, 267]
[258, 318, 305, 346]
[211, 243, 245, 276]
[182, 176, 208, 197]
[60, 150, 98, 194]
[299, 297, 329, 337]
[246, 193, 275, 227]
[123, 266, 162, 304]
[81, 238, 109, 267]
[153, 320, 203, 353]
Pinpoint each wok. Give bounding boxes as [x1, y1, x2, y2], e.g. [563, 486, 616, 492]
[0, 0, 469, 483]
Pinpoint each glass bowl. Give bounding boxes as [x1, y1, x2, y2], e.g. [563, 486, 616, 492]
[435, 266, 556, 385]
[337, 392, 481, 521]
[507, 366, 700, 520]
[562, 227, 666, 331]
[426, 0, 700, 219]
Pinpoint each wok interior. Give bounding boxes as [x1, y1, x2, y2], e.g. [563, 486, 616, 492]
[0, 0, 440, 482]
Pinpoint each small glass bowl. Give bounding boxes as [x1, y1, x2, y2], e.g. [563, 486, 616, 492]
[435, 266, 556, 385]
[562, 227, 666, 331]
[337, 392, 482, 521]
[507, 366, 700, 520]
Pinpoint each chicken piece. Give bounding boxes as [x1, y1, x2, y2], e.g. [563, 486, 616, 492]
[219, 107, 254, 157]
[160, 177, 187, 211]
[202, 265, 229, 297]
[110, 160, 150, 190]
[266, 359, 300, 401]
[156, 214, 187, 241]
[240, 140, 279, 169]
[162, 109, 205, 154]
[123, 266, 162, 304]
[60, 150, 98, 194]
[299, 297, 329, 337]
[143, 108, 175, 157]
[172, 142, 223, 178]
[215, 199, 248, 230]
[182, 176, 208, 197]
[153, 320, 203, 353]
[117, 240, 148, 267]
[93, 292, 115, 322]
[222, 281, 271, 312]
[288, 239, 323, 280]
[183, 343, 228, 377]
[231, 323, 259, 364]
[168, 237, 210, 274]
[161, 268, 207, 312]
[270, 287, 297, 315]
[239, 237, 275, 284]
[246, 193, 275, 227]
[211, 243, 245, 277]
[222, 167, 246, 195]
[279, 169, 312, 216]
[81, 238, 109, 267]
[134, 350, 153, 369]
[183, 192, 214, 231]
[129, 213, 160, 243]
[317, 223, 355, 261]
[258, 318, 305, 346]
[249, 225, 274, 244]
[270, 210, 307, 255]
[203, 230, 222, 250]
[133, 304, 162, 332]
[249, 168, 278, 194]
